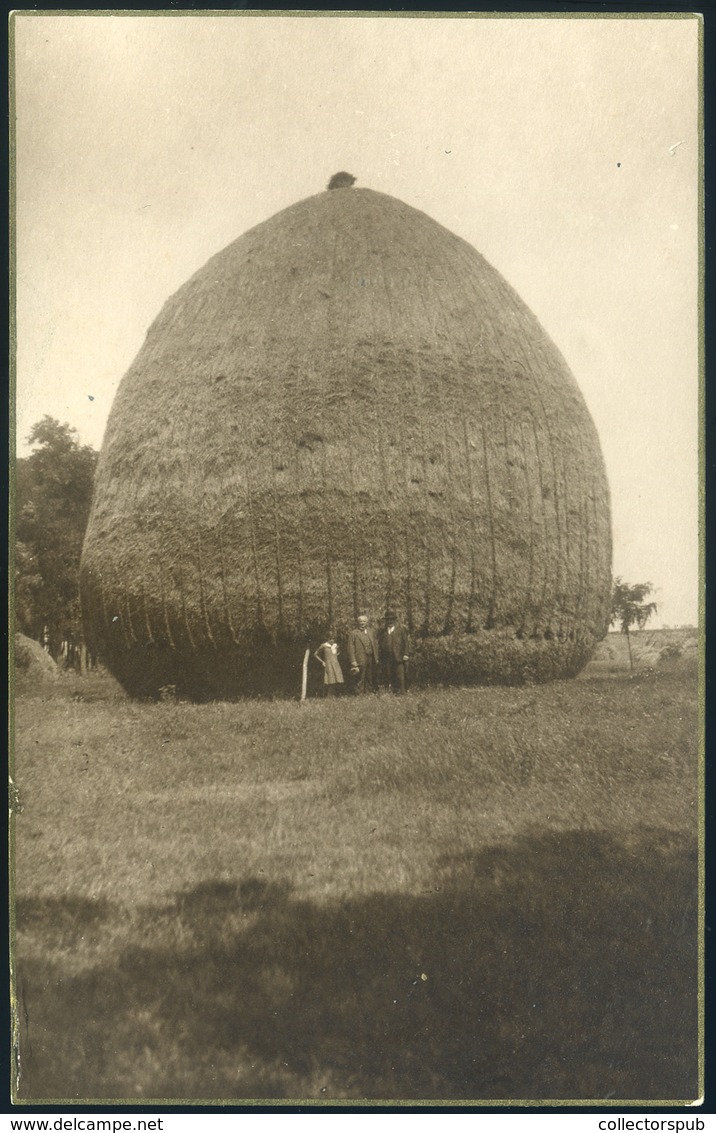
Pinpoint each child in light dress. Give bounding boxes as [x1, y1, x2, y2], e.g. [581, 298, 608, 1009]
[314, 629, 345, 697]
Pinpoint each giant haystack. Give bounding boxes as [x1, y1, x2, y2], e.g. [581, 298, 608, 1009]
[80, 178, 611, 698]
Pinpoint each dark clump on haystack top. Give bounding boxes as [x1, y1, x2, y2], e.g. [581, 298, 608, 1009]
[327, 171, 357, 190]
[80, 178, 612, 700]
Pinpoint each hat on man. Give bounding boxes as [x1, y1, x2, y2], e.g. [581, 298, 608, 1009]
[384, 609, 397, 622]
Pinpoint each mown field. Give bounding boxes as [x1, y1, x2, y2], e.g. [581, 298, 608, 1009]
[12, 634, 701, 1104]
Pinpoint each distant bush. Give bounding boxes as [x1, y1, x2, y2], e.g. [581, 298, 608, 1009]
[659, 642, 683, 661]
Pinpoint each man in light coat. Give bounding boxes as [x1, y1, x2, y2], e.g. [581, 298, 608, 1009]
[347, 614, 380, 694]
[379, 609, 410, 694]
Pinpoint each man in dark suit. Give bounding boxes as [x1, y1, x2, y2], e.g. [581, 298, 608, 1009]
[347, 614, 380, 694]
[379, 609, 410, 694]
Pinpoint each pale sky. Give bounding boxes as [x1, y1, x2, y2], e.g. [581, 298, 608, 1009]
[12, 13, 701, 627]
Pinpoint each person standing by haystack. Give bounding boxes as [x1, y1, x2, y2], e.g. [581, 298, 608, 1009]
[314, 629, 345, 697]
[347, 614, 380, 694]
[379, 609, 410, 694]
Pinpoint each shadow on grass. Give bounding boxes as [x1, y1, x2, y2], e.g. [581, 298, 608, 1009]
[16, 829, 698, 1102]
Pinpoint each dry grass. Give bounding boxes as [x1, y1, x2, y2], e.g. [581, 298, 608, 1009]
[80, 186, 610, 698]
[12, 653, 699, 1103]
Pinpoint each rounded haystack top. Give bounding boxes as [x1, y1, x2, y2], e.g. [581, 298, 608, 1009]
[116, 182, 591, 403]
[81, 180, 611, 699]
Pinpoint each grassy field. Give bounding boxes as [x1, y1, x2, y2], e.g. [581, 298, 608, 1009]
[12, 636, 700, 1103]
[582, 627, 699, 677]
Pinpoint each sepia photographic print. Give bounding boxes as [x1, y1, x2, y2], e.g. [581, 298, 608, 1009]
[10, 11, 702, 1106]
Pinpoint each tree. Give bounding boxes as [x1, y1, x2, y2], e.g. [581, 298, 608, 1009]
[610, 577, 658, 670]
[14, 417, 98, 654]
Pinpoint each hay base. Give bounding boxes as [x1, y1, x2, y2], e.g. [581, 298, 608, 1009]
[102, 629, 598, 701]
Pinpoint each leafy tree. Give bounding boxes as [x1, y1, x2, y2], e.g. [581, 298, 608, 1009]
[14, 417, 98, 654]
[610, 577, 658, 670]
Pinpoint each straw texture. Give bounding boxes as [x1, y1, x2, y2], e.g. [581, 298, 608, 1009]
[80, 185, 611, 698]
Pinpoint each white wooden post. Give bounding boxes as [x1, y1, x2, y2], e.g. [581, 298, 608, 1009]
[301, 648, 310, 702]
